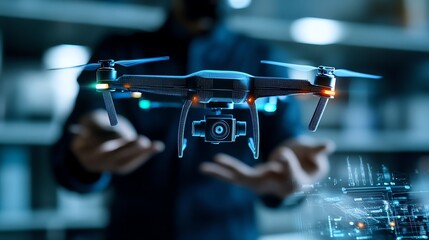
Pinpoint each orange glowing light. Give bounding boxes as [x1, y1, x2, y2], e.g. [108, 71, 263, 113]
[322, 89, 336, 97]
[123, 83, 131, 89]
[389, 221, 396, 228]
[192, 96, 199, 104]
[247, 96, 255, 104]
[357, 222, 365, 229]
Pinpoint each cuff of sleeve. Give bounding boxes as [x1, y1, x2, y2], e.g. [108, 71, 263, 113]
[78, 171, 112, 193]
[63, 154, 112, 193]
[260, 194, 284, 208]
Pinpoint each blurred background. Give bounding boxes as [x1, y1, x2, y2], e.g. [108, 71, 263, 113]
[0, 0, 428, 239]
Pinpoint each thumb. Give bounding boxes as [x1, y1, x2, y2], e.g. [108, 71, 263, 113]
[150, 140, 165, 153]
[131, 136, 165, 157]
[311, 140, 335, 155]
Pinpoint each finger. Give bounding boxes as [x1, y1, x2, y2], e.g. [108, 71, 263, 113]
[71, 132, 100, 154]
[200, 162, 238, 182]
[89, 137, 163, 172]
[69, 124, 83, 135]
[306, 149, 331, 179]
[80, 109, 137, 140]
[213, 153, 254, 178]
[310, 140, 335, 155]
[298, 141, 332, 176]
[151, 140, 166, 152]
[108, 137, 164, 170]
[271, 147, 308, 183]
[280, 147, 330, 184]
[71, 125, 119, 154]
[115, 146, 158, 174]
[270, 148, 294, 172]
[80, 109, 115, 132]
[79, 138, 141, 171]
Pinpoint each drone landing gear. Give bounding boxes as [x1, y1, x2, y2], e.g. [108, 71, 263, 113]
[247, 101, 259, 159]
[102, 91, 118, 126]
[309, 97, 329, 132]
[178, 99, 193, 158]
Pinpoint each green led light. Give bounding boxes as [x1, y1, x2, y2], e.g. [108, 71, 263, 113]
[139, 99, 151, 109]
[263, 103, 277, 113]
[81, 83, 98, 89]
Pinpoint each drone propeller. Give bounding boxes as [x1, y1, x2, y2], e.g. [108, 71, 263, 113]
[261, 60, 381, 79]
[49, 56, 170, 71]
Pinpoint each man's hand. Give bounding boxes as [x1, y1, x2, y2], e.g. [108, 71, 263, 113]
[71, 109, 165, 175]
[200, 137, 334, 198]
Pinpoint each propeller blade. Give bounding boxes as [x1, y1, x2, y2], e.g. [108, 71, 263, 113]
[261, 60, 318, 71]
[333, 69, 381, 79]
[83, 63, 102, 71]
[115, 56, 170, 67]
[49, 63, 100, 71]
[261, 60, 382, 79]
[49, 56, 169, 71]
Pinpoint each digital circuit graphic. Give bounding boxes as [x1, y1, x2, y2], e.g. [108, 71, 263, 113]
[292, 157, 429, 239]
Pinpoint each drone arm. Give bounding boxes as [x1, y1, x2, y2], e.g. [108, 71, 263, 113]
[253, 76, 334, 132]
[253, 77, 321, 99]
[114, 75, 188, 97]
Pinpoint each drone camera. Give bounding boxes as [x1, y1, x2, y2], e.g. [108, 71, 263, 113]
[192, 114, 246, 143]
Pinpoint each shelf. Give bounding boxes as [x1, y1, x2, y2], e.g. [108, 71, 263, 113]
[0, 1, 164, 31]
[0, 122, 61, 145]
[227, 16, 429, 52]
[0, 209, 107, 232]
[1, 2, 427, 53]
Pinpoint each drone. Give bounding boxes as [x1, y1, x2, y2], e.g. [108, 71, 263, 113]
[53, 56, 380, 159]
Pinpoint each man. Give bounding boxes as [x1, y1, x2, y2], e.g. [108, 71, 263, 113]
[52, 0, 333, 239]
